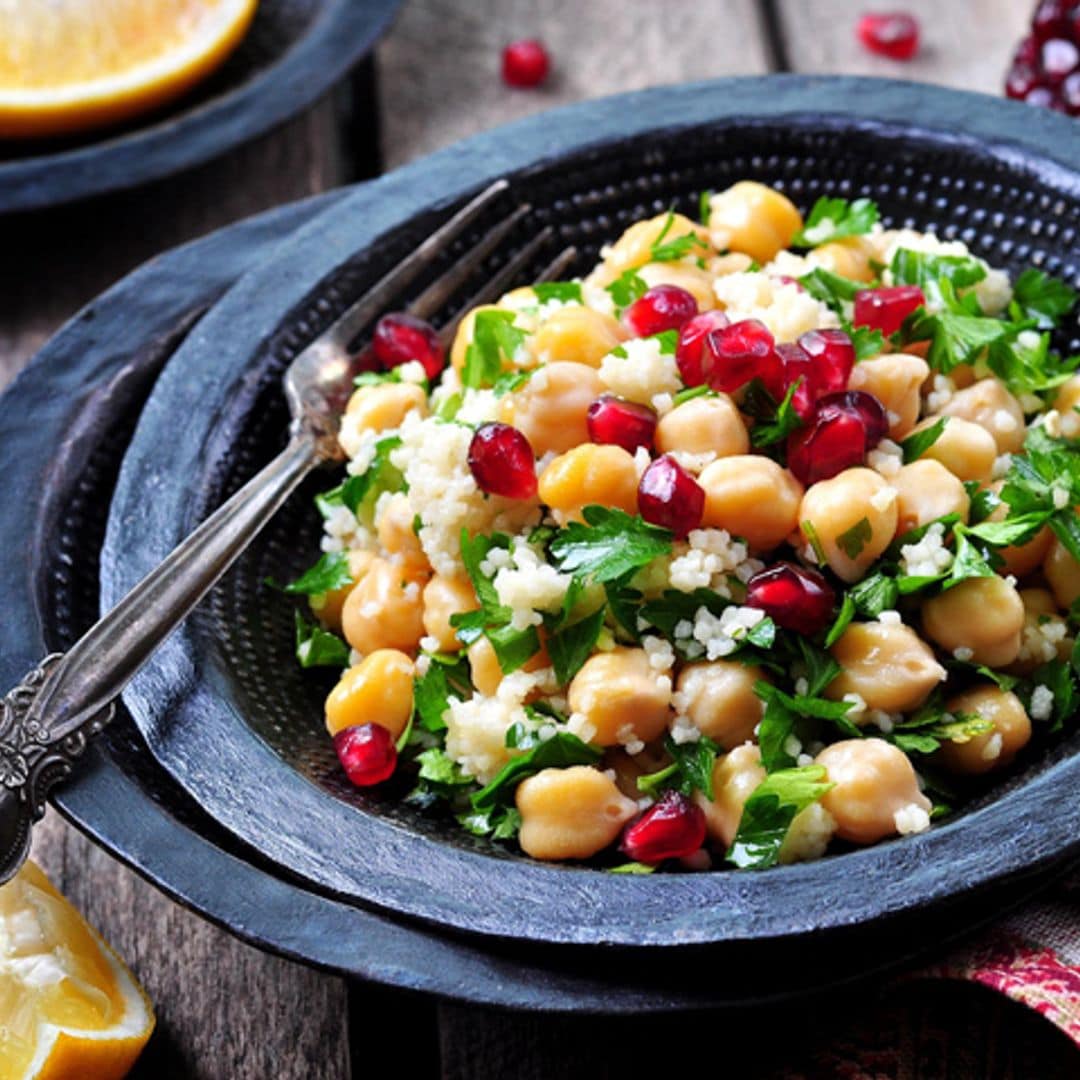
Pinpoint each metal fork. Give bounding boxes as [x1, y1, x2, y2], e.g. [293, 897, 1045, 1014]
[0, 179, 575, 885]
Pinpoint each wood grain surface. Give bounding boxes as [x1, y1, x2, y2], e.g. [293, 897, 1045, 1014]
[4, 0, 1079, 1077]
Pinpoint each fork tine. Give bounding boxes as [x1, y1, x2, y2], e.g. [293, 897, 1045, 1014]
[533, 245, 579, 284]
[317, 179, 511, 353]
[406, 204, 533, 321]
[436, 226, 555, 347]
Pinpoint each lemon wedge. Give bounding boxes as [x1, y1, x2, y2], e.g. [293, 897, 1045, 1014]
[0, 0, 258, 138]
[0, 860, 154, 1080]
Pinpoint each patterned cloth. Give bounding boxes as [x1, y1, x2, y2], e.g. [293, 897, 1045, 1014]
[924, 869, 1080, 1044]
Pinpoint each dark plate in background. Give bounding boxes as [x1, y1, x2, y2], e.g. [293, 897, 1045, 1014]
[0, 0, 401, 214]
[100, 77, 1080, 956]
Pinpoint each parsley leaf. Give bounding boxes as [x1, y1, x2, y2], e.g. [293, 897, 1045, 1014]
[901, 416, 948, 463]
[837, 517, 872, 560]
[549, 506, 673, 583]
[637, 735, 720, 799]
[458, 805, 522, 840]
[890, 248, 987, 305]
[648, 210, 709, 262]
[793, 196, 879, 248]
[491, 369, 533, 397]
[851, 325, 886, 361]
[986, 329, 1077, 395]
[890, 695, 993, 755]
[848, 572, 900, 619]
[755, 681, 857, 772]
[825, 593, 856, 648]
[282, 551, 353, 596]
[462, 310, 526, 388]
[903, 279, 1007, 374]
[726, 765, 834, 869]
[293, 610, 350, 668]
[750, 379, 804, 448]
[470, 733, 602, 811]
[698, 189, 713, 227]
[533, 281, 583, 304]
[798, 267, 862, 312]
[339, 436, 405, 524]
[1009, 268, 1077, 330]
[605, 269, 648, 313]
[943, 526, 998, 589]
[413, 653, 472, 733]
[547, 605, 606, 685]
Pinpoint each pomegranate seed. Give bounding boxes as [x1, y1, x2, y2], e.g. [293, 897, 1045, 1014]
[778, 342, 817, 419]
[637, 455, 704, 537]
[1014, 35, 1040, 67]
[468, 423, 538, 499]
[1033, 0, 1071, 42]
[856, 12, 921, 61]
[675, 310, 730, 386]
[372, 313, 445, 380]
[745, 562, 836, 637]
[334, 723, 397, 787]
[587, 395, 657, 453]
[774, 274, 806, 293]
[620, 791, 706, 863]
[1062, 71, 1080, 114]
[786, 391, 888, 485]
[799, 329, 855, 395]
[853, 285, 926, 337]
[624, 285, 699, 337]
[502, 39, 550, 87]
[1025, 85, 1067, 110]
[1041, 38, 1080, 85]
[702, 319, 786, 399]
[1006, 63, 1044, 100]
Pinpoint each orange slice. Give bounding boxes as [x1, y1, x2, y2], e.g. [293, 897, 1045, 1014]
[0, 860, 154, 1079]
[0, 0, 259, 138]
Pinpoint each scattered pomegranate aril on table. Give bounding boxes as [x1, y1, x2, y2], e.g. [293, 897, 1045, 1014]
[623, 284, 699, 337]
[467, 422, 538, 499]
[853, 284, 926, 337]
[502, 39, 550, 88]
[586, 395, 657, 453]
[334, 723, 397, 787]
[620, 791, 706, 864]
[637, 454, 705, 538]
[856, 12, 921, 61]
[745, 563, 837, 637]
[1005, 2, 1080, 114]
[372, 313, 445, 379]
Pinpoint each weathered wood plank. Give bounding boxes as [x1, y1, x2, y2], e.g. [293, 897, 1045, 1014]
[775, 0, 1030, 94]
[376, 0, 771, 168]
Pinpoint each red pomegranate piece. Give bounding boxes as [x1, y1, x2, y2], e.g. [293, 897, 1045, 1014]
[372, 313, 445, 381]
[1014, 34, 1041, 67]
[502, 39, 550, 87]
[468, 423, 538, 499]
[1033, 0, 1072, 42]
[624, 284, 699, 337]
[777, 342, 817, 420]
[745, 562, 837, 637]
[1042, 38, 1080, 85]
[675, 309, 730, 386]
[637, 455, 705, 538]
[800, 329, 856, 395]
[334, 723, 397, 787]
[786, 390, 888, 485]
[1006, 3, 1080, 111]
[1006, 63, 1044, 100]
[856, 12, 921, 61]
[853, 285, 926, 337]
[587, 395, 657, 453]
[1026, 85, 1066, 110]
[701, 318, 786, 400]
[620, 791, 706, 863]
[1062, 71, 1080, 113]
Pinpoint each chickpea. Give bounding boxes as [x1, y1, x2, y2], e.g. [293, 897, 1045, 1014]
[531, 306, 627, 369]
[538, 444, 639, 524]
[816, 739, 931, 845]
[655, 394, 749, 460]
[309, 550, 374, 633]
[707, 181, 803, 264]
[698, 456, 803, 552]
[706, 252, 755, 277]
[422, 575, 478, 653]
[638, 261, 717, 311]
[675, 662, 766, 749]
[342, 557, 427, 656]
[324, 649, 414, 739]
[343, 381, 427, 433]
[809, 236, 876, 283]
[567, 647, 672, 746]
[847, 353, 930, 439]
[1009, 588, 1071, 675]
[937, 686, 1032, 775]
[892, 460, 970, 535]
[467, 635, 548, 696]
[590, 212, 711, 287]
[826, 621, 945, 714]
[1053, 373, 1080, 439]
[694, 743, 764, 848]
[799, 468, 899, 583]
[908, 416, 997, 483]
[516, 766, 639, 861]
[1044, 537, 1080, 610]
[376, 492, 428, 573]
[940, 378, 1025, 454]
[921, 575, 1025, 667]
[498, 361, 602, 456]
[986, 480, 1052, 578]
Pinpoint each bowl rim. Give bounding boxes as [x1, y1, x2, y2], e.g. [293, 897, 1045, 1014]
[0, 0, 402, 215]
[102, 75, 1080, 949]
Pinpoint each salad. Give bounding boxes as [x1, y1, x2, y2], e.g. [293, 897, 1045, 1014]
[285, 180, 1080, 872]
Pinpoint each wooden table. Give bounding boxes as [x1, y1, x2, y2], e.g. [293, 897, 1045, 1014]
[5, 1, 1079, 1076]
